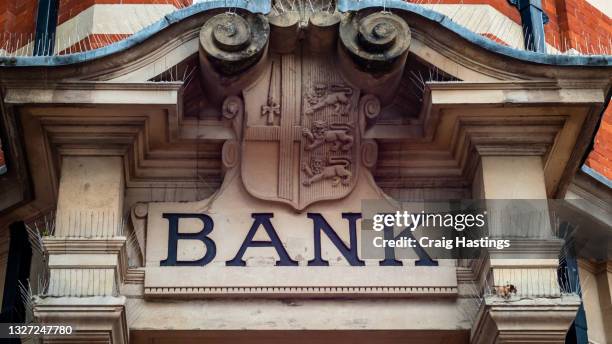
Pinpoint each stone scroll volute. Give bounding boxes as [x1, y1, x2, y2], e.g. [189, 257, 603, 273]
[199, 12, 270, 104]
[339, 11, 411, 105]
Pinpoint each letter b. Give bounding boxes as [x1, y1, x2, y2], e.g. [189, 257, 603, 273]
[160, 213, 216, 266]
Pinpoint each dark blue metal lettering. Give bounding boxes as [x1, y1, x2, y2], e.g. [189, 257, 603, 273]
[379, 223, 403, 266]
[160, 213, 216, 266]
[226, 213, 298, 266]
[307, 213, 365, 266]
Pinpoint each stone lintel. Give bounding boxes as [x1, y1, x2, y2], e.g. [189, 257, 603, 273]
[3, 82, 181, 106]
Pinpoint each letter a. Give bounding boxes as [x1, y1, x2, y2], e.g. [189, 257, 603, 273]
[226, 213, 298, 266]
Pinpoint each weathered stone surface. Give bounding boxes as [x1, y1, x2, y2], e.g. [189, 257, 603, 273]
[199, 12, 269, 76]
[339, 11, 411, 73]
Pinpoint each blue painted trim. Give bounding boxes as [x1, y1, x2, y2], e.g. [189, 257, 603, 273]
[0, 0, 610, 68]
[581, 164, 612, 188]
[512, 0, 548, 53]
[337, 0, 611, 66]
[0, 0, 270, 67]
[33, 0, 60, 56]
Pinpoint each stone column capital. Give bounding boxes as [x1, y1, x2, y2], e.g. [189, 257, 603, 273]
[34, 296, 128, 344]
[471, 295, 581, 344]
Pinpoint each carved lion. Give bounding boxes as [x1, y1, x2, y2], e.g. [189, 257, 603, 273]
[305, 83, 353, 116]
[302, 120, 354, 151]
[302, 156, 352, 187]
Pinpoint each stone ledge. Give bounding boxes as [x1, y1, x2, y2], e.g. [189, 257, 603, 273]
[43, 237, 129, 285]
[471, 294, 581, 344]
[43, 237, 127, 254]
[34, 296, 128, 344]
[144, 266, 458, 298]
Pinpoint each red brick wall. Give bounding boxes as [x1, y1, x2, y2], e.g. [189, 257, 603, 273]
[415, 0, 521, 23]
[550, 0, 611, 54]
[414, 0, 610, 54]
[0, 0, 38, 52]
[586, 104, 612, 180]
[57, 0, 193, 25]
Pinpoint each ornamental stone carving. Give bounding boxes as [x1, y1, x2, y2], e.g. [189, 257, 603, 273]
[199, 12, 269, 76]
[338, 12, 411, 104]
[302, 120, 354, 152]
[339, 11, 411, 72]
[240, 52, 360, 211]
[301, 156, 352, 187]
[304, 83, 354, 116]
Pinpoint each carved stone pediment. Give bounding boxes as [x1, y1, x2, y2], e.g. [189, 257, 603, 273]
[196, 9, 410, 210]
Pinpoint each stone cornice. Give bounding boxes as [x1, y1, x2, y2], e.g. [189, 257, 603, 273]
[143, 285, 459, 298]
[0, 76, 602, 229]
[144, 266, 459, 298]
[1, 81, 183, 91]
[44, 237, 126, 253]
[471, 294, 581, 344]
[44, 237, 129, 284]
[124, 268, 145, 285]
[33, 296, 128, 344]
[370, 80, 603, 196]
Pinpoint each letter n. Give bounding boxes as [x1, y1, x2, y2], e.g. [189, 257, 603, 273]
[161, 213, 216, 266]
[226, 213, 298, 266]
[307, 213, 365, 266]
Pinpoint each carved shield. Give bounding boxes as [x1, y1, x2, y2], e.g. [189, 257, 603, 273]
[241, 52, 360, 211]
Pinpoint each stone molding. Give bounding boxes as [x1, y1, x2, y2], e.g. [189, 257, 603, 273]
[124, 268, 145, 285]
[34, 296, 128, 344]
[577, 259, 610, 275]
[144, 286, 458, 298]
[144, 266, 458, 298]
[471, 295, 581, 344]
[44, 237, 129, 285]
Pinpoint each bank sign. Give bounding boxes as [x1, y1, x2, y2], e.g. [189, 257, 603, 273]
[160, 212, 424, 267]
[144, 206, 458, 298]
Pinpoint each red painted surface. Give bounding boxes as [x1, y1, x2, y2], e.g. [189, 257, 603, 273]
[57, 33, 130, 54]
[480, 32, 510, 46]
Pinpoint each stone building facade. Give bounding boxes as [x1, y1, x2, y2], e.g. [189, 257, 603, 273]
[0, 1, 610, 343]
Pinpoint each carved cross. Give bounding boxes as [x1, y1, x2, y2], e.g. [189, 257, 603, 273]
[261, 98, 280, 125]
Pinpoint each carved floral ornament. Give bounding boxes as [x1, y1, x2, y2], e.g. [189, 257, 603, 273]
[197, 9, 409, 210]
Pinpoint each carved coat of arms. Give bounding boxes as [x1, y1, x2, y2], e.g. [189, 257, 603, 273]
[240, 53, 360, 211]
